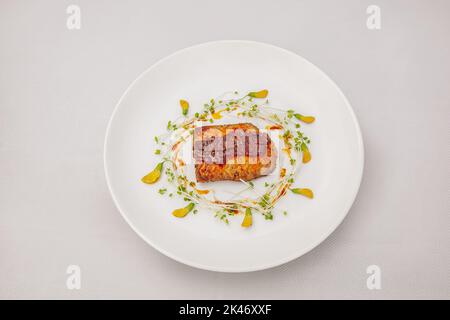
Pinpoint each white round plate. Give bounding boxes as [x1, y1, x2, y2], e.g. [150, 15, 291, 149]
[104, 40, 364, 272]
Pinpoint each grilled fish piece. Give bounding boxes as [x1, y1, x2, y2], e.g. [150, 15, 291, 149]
[193, 123, 277, 182]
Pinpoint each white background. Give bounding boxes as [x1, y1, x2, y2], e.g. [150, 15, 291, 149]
[1, 0, 449, 299]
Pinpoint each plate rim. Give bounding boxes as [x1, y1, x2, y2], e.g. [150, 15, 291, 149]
[104, 40, 365, 272]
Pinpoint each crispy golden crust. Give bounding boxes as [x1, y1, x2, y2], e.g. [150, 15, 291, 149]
[193, 123, 277, 182]
[195, 163, 264, 182]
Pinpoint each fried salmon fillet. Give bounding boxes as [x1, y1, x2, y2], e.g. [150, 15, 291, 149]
[193, 123, 277, 182]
